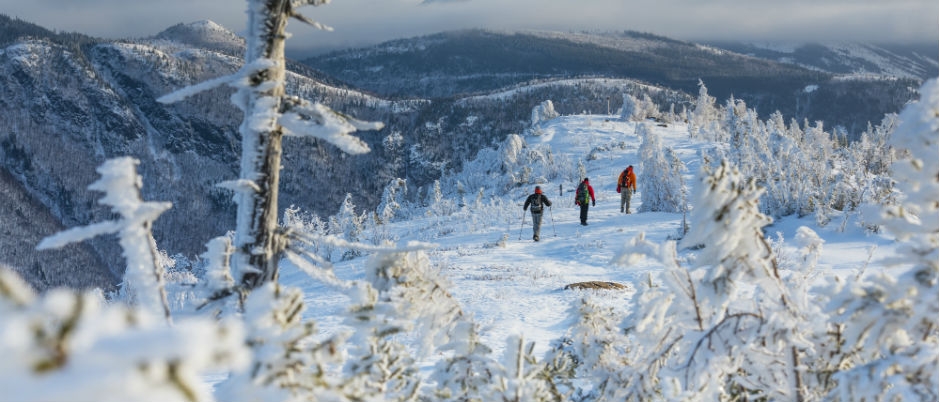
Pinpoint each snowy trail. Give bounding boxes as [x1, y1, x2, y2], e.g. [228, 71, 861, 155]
[285, 113, 901, 362]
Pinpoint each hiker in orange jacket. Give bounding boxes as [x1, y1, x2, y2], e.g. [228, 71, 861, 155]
[617, 165, 637, 213]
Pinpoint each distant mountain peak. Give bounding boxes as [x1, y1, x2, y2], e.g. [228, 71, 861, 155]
[154, 20, 244, 55]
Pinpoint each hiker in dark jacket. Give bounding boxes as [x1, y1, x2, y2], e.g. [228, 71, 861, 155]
[523, 186, 552, 241]
[574, 178, 596, 226]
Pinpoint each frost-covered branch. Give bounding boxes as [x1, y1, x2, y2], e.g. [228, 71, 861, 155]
[37, 157, 173, 322]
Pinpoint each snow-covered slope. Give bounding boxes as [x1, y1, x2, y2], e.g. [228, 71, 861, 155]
[709, 41, 939, 81]
[283, 113, 900, 359]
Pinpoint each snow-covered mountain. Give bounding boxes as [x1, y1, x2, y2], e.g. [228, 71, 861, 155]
[706, 41, 938, 81]
[303, 29, 922, 133]
[0, 16, 684, 290]
[2, 6, 937, 397]
[0, 14, 926, 292]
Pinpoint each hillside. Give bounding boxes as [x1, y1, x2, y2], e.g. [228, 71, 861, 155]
[2, 20, 936, 396]
[0, 16, 684, 290]
[0, 14, 926, 292]
[706, 41, 939, 81]
[303, 29, 922, 133]
[274, 110, 916, 398]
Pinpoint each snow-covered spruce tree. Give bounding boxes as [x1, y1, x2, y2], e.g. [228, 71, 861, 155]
[347, 246, 465, 400]
[332, 193, 365, 260]
[801, 121, 838, 225]
[531, 100, 560, 132]
[37, 157, 173, 322]
[825, 79, 939, 402]
[604, 160, 816, 400]
[214, 282, 350, 402]
[840, 114, 900, 230]
[372, 178, 407, 242]
[619, 93, 638, 121]
[689, 79, 719, 141]
[0, 265, 248, 402]
[157, 0, 382, 293]
[432, 321, 505, 401]
[636, 122, 687, 213]
[545, 294, 630, 401]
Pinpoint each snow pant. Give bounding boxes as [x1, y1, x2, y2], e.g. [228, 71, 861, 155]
[620, 190, 632, 213]
[579, 203, 589, 225]
[531, 211, 544, 239]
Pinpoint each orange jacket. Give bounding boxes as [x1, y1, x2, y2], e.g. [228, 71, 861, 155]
[617, 167, 637, 192]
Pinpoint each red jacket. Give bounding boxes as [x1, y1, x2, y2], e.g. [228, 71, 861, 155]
[617, 167, 637, 193]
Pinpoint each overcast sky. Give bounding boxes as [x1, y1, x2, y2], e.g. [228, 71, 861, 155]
[3, 0, 937, 56]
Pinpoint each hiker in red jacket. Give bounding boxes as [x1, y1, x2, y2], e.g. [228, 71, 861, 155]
[574, 178, 595, 226]
[617, 165, 637, 213]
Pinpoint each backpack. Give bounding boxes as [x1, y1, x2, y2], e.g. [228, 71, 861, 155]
[530, 194, 543, 213]
[620, 170, 629, 187]
[576, 183, 589, 204]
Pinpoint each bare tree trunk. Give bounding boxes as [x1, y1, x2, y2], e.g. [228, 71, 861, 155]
[235, 0, 291, 290]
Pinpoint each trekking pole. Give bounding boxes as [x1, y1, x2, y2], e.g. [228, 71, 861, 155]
[549, 206, 557, 237]
[518, 210, 526, 240]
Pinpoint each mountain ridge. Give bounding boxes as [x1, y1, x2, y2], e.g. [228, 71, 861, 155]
[0, 14, 925, 292]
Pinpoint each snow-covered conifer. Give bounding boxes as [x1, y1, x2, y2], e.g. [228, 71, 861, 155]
[619, 93, 638, 121]
[689, 79, 719, 140]
[215, 282, 348, 402]
[637, 122, 687, 213]
[827, 79, 939, 401]
[37, 157, 172, 321]
[344, 246, 466, 400]
[333, 193, 365, 260]
[531, 100, 560, 130]
[377, 178, 408, 223]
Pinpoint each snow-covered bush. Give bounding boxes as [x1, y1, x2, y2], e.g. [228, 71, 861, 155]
[636, 122, 687, 213]
[0, 265, 248, 402]
[826, 79, 939, 401]
[531, 100, 560, 130]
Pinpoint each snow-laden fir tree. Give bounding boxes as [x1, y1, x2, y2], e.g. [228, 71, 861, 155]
[689, 79, 719, 141]
[619, 93, 638, 121]
[825, 78, 939, 402]
[377, 178, 408, 224]
[601, 160, 817, 401]
[345, 245, 465, 400]
[215, 282, 350, 402]
[331, 193, 365, 261]
[636, 122, 687, 213]
[531, 99, 560, 132]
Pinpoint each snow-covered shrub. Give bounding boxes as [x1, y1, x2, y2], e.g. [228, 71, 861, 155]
[215, 282, 349, 402]
[0, 266, 248, 402]
[377, 178, 408, 224]
[636, 122, 687, 213]
[618, 93, 638, 121]
[826, 79, 939, 402]
[531, 100, 560, 130]
[597, 160, 824, 400]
